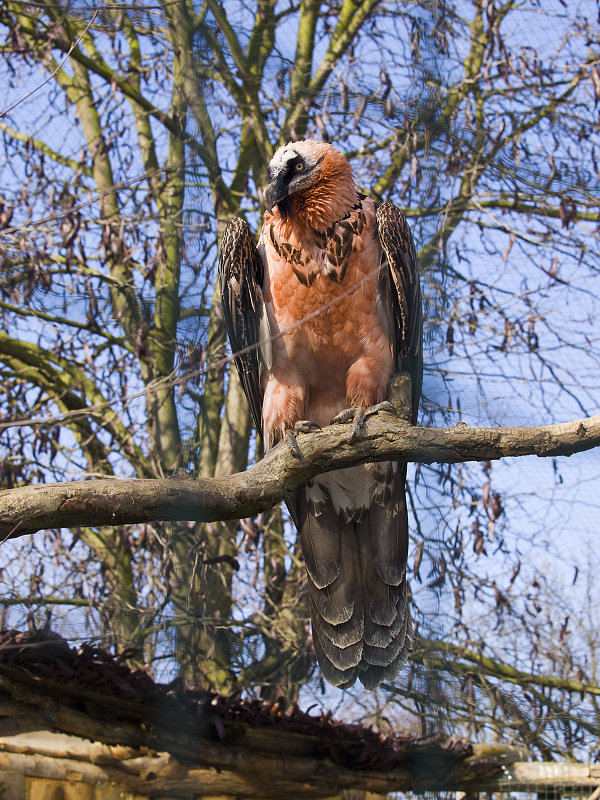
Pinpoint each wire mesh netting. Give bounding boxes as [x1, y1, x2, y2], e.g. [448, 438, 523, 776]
[0, 0, 598, 766]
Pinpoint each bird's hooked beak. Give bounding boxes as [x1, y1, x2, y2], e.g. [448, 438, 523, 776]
[263, 179, 279, 214]
[263, 174, 292, 221]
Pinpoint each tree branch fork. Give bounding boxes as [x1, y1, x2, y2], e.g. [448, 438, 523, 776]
[1, 413, 598, 540]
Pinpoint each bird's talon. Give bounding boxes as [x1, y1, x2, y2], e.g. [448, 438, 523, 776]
[349, 407, 367, 444]
[332, 402, 396, 443]
[363, 400, 396, 419]
[285, 429, 303, 459]
[330, 407, 359, 425]
[330, 406, 367, 442]
[294, 419, 322, 434]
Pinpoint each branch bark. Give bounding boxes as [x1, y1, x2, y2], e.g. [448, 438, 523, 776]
[1, 413, 598, 540]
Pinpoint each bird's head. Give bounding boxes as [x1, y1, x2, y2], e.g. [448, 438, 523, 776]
[263, 140, 357, 230]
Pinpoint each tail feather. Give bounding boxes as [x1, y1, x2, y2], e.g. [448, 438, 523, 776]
[363, 632, 407, 667]
[301, 498, 360, 626]
[290, 461, 411, 689]
[364, 597, 405, 647]
[312, 632, 358, 689]
[301, 481, 343, 588]
[369, 462, 408, 584]
[308, 599, 364, 648]
[310, 604, 363, 670]
[306, 567, 356, 626]
[364, 574, 399, 626]
[358, 653, 409, 690]
[363, 591, 410, 666]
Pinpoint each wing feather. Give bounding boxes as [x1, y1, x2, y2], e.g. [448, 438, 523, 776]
[218, 217, 265, 434]
[376, 202, 423, 423]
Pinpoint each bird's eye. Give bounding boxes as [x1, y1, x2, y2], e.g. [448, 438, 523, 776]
[295, 161, 304, 171]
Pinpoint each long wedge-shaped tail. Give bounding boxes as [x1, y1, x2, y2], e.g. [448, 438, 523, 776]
[290, 461, 410, 689]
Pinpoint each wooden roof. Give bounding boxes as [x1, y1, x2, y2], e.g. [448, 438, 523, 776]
[0, 629, 528, 798]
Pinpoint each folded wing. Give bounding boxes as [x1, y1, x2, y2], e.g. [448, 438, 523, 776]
[218, 217, 267, 433]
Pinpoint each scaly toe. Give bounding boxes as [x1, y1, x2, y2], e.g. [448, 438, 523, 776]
[330, 406, 359, 426]
[294, 419, 322, 434]
[285, 429, 303, 459]
[351, 401, 397, 442]
[349, 407, 367, 444]
[363, 400, 396, 419]
[332, 402, 396, 444]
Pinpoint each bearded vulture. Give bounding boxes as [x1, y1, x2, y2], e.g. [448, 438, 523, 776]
[218, 140, 422, 689]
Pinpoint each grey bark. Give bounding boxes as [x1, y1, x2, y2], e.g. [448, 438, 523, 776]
[0, 413, 598, 540]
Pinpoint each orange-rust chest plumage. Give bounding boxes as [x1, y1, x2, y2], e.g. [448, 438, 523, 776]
[259, 195, 394, 429]
[262, 197, 376, 348]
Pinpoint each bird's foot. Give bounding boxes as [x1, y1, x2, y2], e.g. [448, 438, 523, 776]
[363, 400, 396, 418]
[294, 419, 322, 434]
[331, 401, 396, 443]
[285, 420, 322, 459]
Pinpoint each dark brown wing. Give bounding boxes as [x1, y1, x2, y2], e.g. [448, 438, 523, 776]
[218, 217, 265, 434]
[376, 202, 423, 423]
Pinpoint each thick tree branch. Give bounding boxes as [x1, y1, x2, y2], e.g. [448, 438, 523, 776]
[1, 413, 598, 540]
